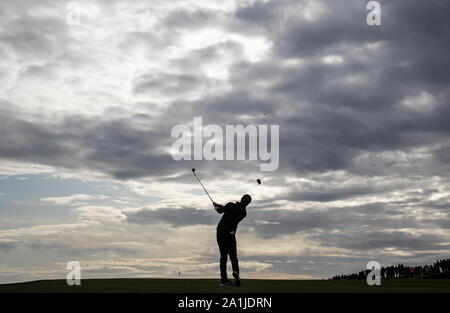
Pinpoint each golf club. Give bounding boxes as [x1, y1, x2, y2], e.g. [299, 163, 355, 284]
[192, 168, 214, 204]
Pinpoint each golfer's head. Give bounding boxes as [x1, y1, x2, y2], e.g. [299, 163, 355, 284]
[241, 194, 252, 207]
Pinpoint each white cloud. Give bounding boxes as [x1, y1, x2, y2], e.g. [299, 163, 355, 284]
[75, 206, 127, 223]
[41, 194, 109, 205]
[0, 223, 91, 238]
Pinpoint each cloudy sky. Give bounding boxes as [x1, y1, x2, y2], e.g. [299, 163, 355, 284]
[0, 0, 449, 283]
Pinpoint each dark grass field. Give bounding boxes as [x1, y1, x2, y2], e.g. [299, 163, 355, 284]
[0, 278, 449, 293]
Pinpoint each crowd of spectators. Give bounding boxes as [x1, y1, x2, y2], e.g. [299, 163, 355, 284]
[331, 258, 450, 280]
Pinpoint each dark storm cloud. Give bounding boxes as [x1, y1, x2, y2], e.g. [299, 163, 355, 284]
[195, 89, 277, 117]
[0, 105, 179, 179]
[0, 101, 268, 181]
[0, 1, 71, 58]
[133, 73, 212, 95]
[228, 0, 450, 175]
[318, 230, 450, 252]
[282, 184, 384, 202]
[242, 203, 417, 238]
[125, 207, 216, 226]
[122, 198, 445, 244]
[223, 54, 447, 171]
[2, 0, 448, 180]
[433, 143, 450, 165]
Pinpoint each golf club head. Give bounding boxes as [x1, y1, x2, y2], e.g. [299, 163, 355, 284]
[256, 179, 261, 185]
[192, 168, 195, 173]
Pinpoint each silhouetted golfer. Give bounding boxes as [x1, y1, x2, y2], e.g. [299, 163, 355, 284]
[213, 194, 251, 286]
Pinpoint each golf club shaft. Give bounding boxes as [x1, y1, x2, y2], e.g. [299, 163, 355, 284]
[193, 172, 214, 203]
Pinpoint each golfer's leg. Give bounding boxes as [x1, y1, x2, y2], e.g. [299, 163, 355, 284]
[229, 235, 239, 275]
[217, 232, 228, 280]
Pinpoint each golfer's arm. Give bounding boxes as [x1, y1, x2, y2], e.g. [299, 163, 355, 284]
[214, 203, 225, 214]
